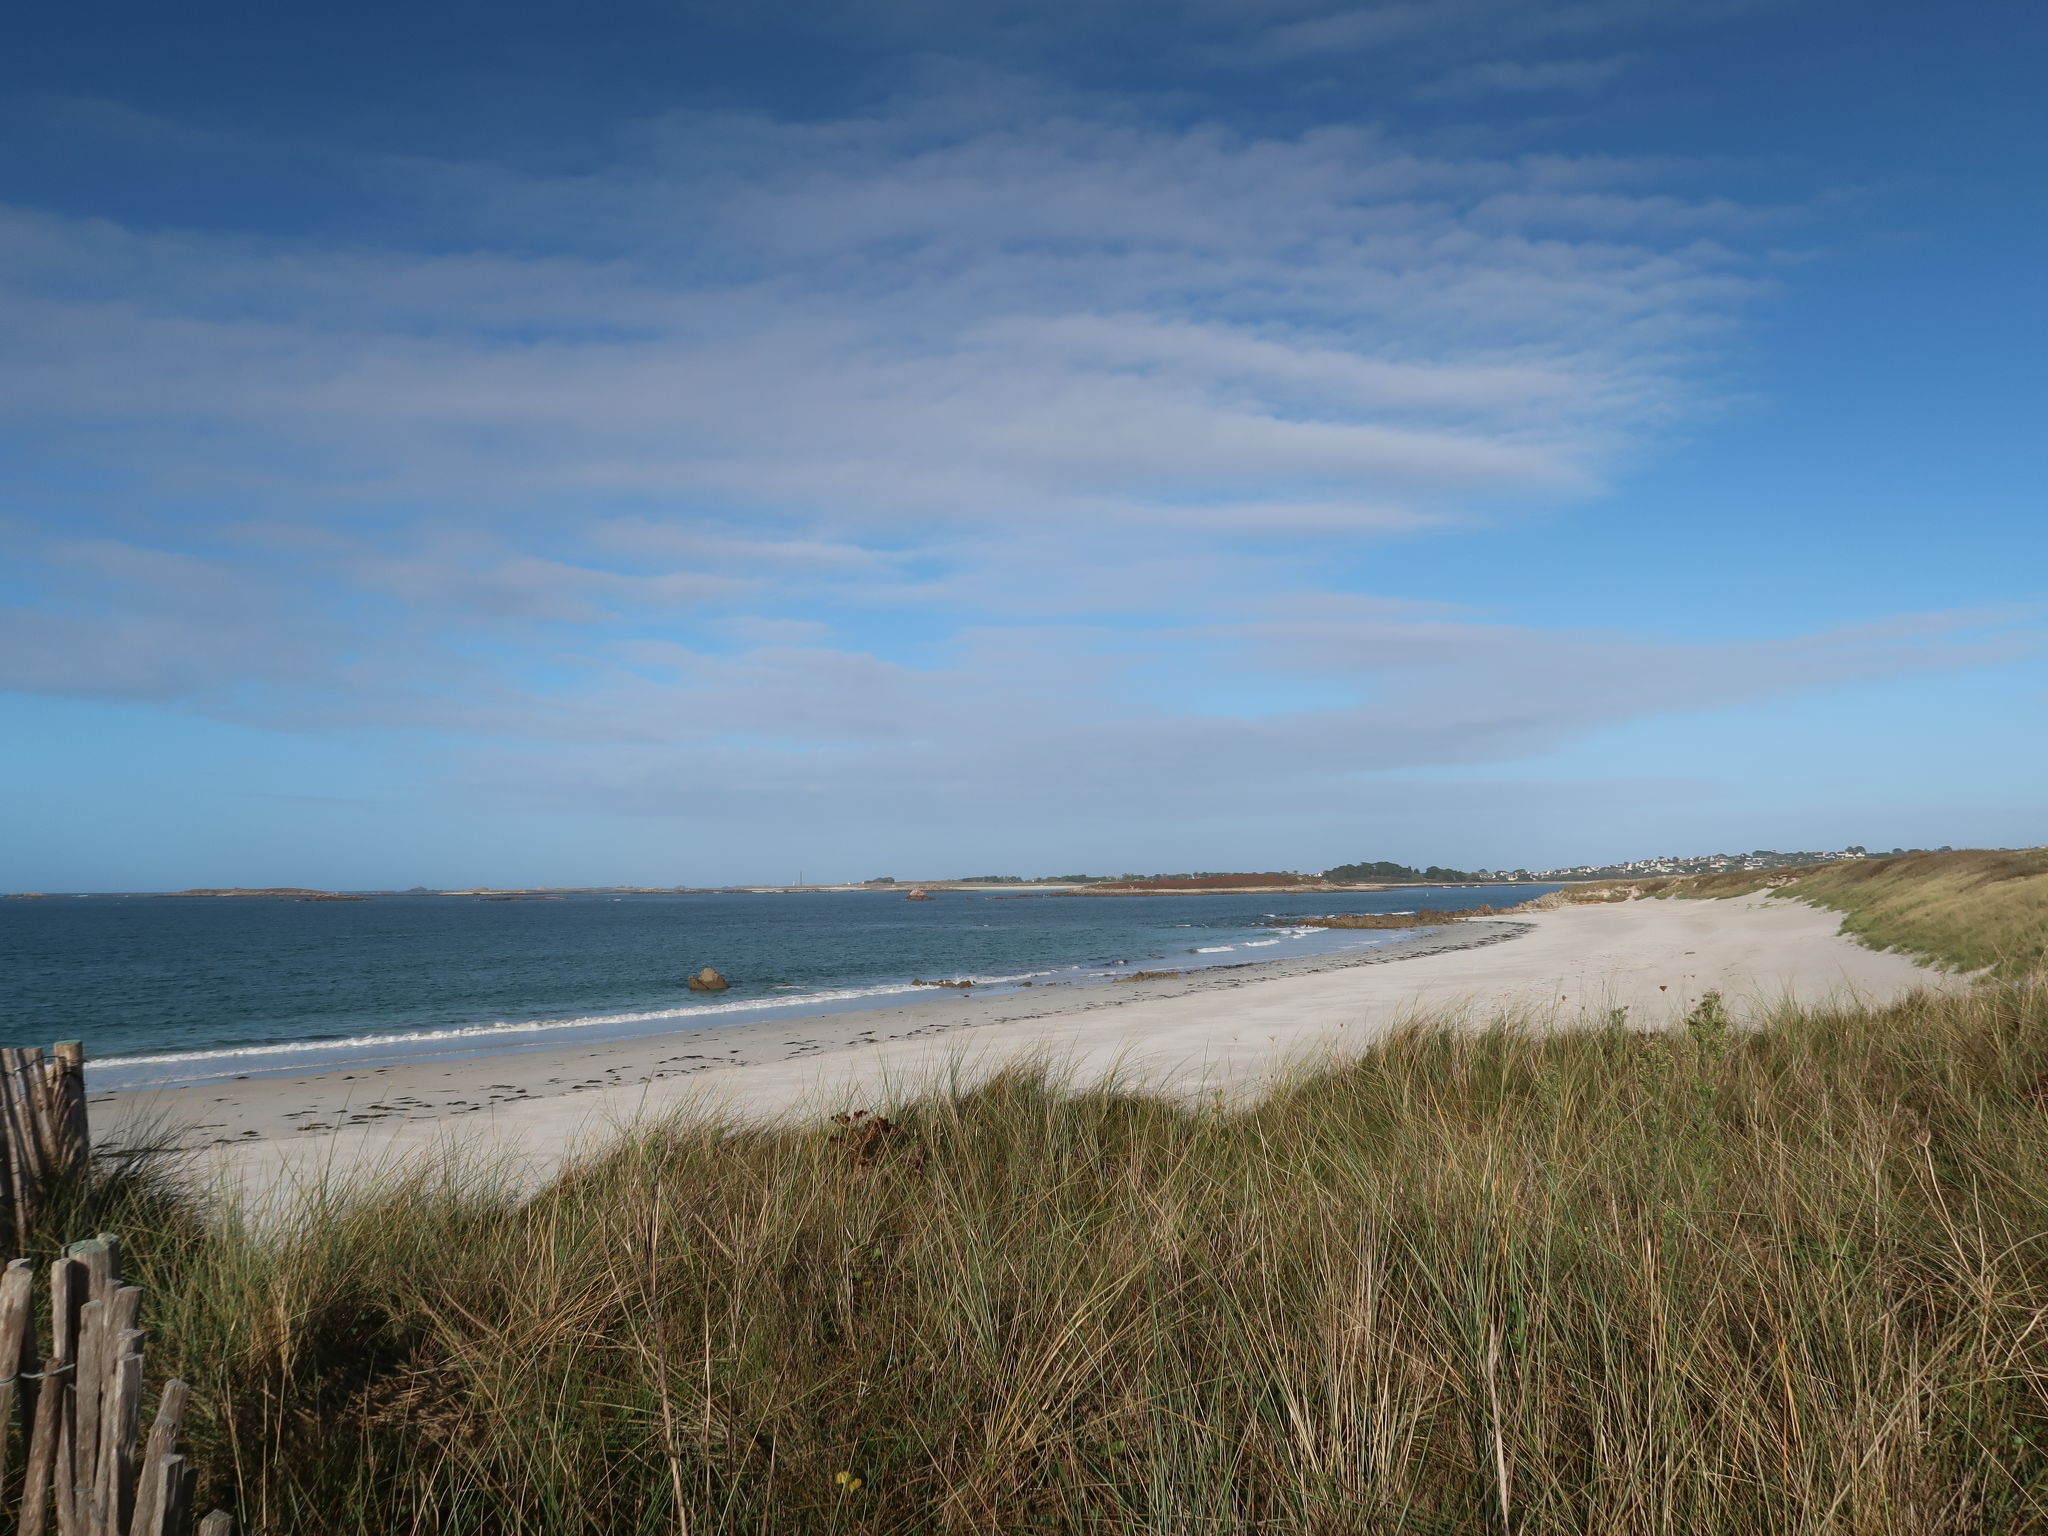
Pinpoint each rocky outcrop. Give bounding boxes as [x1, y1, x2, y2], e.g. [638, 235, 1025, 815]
[688, 967, 730, 991]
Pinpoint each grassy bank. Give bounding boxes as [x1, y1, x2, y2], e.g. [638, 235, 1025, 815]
[1544, 847, 2048, 977]
[48, 980, 2048, 1534]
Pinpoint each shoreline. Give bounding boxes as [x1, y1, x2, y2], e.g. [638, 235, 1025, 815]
[103, 894, 1958, 1203]
[82, 917, 1482, 1093]
[100, 921, 1524, 1151]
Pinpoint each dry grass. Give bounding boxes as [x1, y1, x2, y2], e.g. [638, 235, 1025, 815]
[39, 980, 2048, 1535]
[1539, 848, 2048, 978]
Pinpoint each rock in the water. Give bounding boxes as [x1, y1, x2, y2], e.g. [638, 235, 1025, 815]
[688, 967, 730, 991]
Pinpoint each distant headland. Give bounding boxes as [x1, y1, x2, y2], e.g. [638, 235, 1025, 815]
[10, 847, 1972, 900]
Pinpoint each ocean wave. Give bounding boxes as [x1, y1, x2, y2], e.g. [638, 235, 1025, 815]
[93, 925, 1388, 1079]
[92, 981, 938, 1071]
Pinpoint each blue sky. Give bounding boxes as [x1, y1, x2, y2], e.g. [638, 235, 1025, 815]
[2, 0, 2043, 889]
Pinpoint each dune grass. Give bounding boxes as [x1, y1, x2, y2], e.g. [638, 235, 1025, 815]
[1548, 848, 2048, 978]
[37, 978, 2048, 1534]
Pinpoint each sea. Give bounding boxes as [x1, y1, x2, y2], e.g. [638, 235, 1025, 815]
[0, 886, 1558, 1090]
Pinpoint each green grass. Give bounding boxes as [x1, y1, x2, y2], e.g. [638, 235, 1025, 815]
[41, 979, 2048, 1534]
[1544, 848, 2048, 977]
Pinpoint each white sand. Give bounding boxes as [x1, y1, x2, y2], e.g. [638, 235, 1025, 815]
[104, 893, 1951, 1205]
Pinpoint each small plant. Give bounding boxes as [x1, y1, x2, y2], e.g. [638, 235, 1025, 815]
[829, 1109, 910, 1167]
[1683, 987, 1732, 1043]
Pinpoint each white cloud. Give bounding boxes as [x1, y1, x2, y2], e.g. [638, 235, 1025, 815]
[1415, 56, 1636, 102]
[1245, 0, 1765, 69]
[0, 92, 1756, 543]
[0, 541, 344, 698]
[344, 553, 743, 624]
[442, 608, 2031, 828]
[6, 69, 1993, 851]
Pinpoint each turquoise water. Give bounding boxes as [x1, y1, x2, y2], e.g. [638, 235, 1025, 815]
[0, 886, 1555, 1088]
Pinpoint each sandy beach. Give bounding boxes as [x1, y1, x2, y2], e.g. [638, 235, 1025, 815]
[104, 892, 1952, 1201]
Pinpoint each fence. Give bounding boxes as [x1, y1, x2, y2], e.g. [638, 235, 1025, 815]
[0, 1234, 230, 1536]
[0, 1042, 230, 1535]
[0, 1045, 90, 1251]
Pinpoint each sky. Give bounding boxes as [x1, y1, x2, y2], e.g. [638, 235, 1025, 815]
[1, 0, 2043, 890]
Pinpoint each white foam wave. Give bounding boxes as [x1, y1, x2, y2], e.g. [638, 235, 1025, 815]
[95, 924, 1390, 1080]
[93, 981, 935, 1071]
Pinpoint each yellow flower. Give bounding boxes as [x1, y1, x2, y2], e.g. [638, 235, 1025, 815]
[834, 1471, 863, 1492]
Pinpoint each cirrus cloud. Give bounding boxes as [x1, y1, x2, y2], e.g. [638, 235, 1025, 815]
[5, 59, 2006, 867]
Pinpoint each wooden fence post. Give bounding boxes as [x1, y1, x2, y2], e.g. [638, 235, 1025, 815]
[127, 1382, 187, 1536]
[46, 1045, 90, 1184]
[0, 1059, 34, 1252]
[0, 1259, 35, 1493]
[0, 1039, 230, 1536]
[0, 1226, 231, 1536]
[0, 1043, 94, 1249]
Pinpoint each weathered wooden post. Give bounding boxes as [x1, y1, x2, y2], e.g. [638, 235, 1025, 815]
[0, 1035, 230, 1536]
[47, 1045, 91, 1182]
[0, 1043, 94, 1249]
[0, 1229, 231, 1536]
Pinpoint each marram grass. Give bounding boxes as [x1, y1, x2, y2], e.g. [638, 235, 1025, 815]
[50, 980, 2048, 1535]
